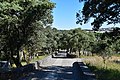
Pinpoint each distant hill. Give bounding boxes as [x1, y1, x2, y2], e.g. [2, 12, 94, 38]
[83, 27, 119, 33]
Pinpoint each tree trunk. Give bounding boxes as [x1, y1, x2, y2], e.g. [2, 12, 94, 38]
[12, 57, 22, 68]
[23, 51, 26, 61]
[83, 49, 86, 56]
[70, 48, 72, 54]
[102, 56, 107, 69]
[57, 47, 60, 52]
[66, 48, 69, 53]
[48, 48, 52, 54]
[78, 49, 81, 57]
[11, 50, 22, 68]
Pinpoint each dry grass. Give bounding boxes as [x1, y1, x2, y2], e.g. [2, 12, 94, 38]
[82, 55, 120, 80]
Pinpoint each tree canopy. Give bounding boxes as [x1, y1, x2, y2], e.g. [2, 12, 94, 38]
[0, 0, 54, 67]
[77, 0, 120, 30]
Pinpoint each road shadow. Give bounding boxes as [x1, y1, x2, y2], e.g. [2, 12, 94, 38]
[52, 54, 77, 59]
[87, 64, 120, 80]
[19, 66, 73, 80]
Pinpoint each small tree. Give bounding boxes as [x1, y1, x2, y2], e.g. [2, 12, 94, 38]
[94, 37, 113, 68]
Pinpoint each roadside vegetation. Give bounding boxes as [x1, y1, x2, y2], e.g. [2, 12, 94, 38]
[77, 1, 120, 79]
[12, 55, 48, 68]
[82, 55, 120, 80]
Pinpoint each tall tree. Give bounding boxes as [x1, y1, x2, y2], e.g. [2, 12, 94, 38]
[0, 0, 54, 67]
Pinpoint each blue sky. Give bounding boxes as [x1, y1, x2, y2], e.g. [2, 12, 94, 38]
[51, 0, 120, 30]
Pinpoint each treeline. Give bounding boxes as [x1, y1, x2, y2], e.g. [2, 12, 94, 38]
[30, 26, 120, 61]
[26, 27, 120, 61]
[1, 19, 120, 67]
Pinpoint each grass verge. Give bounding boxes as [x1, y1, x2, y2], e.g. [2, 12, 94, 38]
[82, 56, 120, 80]
[12, 55, 48, 68]
[30, 55, 48, 63]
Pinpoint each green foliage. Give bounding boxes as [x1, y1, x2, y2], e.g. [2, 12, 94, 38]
[0, 0, 55, 67]
[77, 0, 120, 30]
